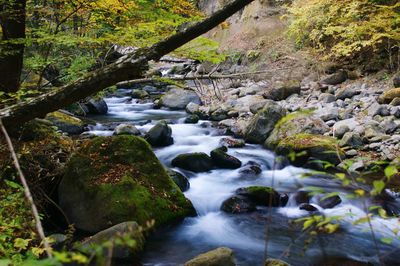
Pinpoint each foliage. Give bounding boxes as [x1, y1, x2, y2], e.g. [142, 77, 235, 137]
[286, 0, 400, 69]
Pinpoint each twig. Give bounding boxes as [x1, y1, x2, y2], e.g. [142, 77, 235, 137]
[0, 119, 52, 258]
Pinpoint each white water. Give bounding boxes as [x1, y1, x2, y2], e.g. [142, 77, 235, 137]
[88, 94, 400, 266]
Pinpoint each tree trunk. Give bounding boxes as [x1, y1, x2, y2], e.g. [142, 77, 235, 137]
[0, 0, 254, 128]
[0, 0, 26, 93]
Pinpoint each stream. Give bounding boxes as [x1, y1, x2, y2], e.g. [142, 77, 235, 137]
[88, 93, 400, 266]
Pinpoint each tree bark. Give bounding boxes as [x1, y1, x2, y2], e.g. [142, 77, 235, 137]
[0, 0, 254, 128]
[0, 0, 26, 93]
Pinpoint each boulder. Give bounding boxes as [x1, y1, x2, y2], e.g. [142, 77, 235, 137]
[275, 134, 345, 166]
[299, 203, 318, 212]
[220, 195, 257, 214]
[166, 169, 190, 192]
[316, 106, 339, 121]
[184, 115, 200, 124]
[58, 136, 195, 233]
[114, 123, 141, 136]
[145, 121, 173, 147]
[265, 258, 291, 266]
[160, 88, 201, 110]
[294, 190, 311, 204]
[85, 99, 108, 115]
[80, 222, 144, 260]
[321, 70, 348, 85]
[186, 102, 200, 114]
[265, 112, 330, 149]
[46, 111, 85, 135]
[335, 86, 360, 100]
[379, 88, 400, 104]
[184, 247, 235, 266]
[318, 194, 342, 209]
[236, 186, 286, 207]
[318, 93, 336, 103]
[245, 101, 287, 144]
[132, 89, 149, 99]
[210, 147, 242, 169]
[219, 137, 245, 148]
[262, 82, 301, 101]
[339, 132, 363, 148]
[239, 161, 262, 176]
[171, 153, 214, 172]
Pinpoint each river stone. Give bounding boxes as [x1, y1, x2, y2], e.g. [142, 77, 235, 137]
[114, 123, 141, 136]
[166, 169, 190, 192]
[85, 99, 108, 115]
[339, 132, 363, 148]
[333, 118, 359, 138]
[245, 101, 287, 144]
[221, 195, 257, 214]
[171, 152, 214, 172]
[322, 70, 348, 85]
[160, 88, 201, 110]
[316, 106, 339, 121]
[335, 86, 360, 100]
[132, 89, 149, 99]
[265, 112, 330, 149]
[379, 88, 400, 104]
[235, 186, 284, 207]
[210, 147, 242, 169]
[184, 247, 236, 266]
[239, 161, 262, 176]
[184, 114, 200, 124]
[46, 111, 85, 135]
[299, 203, 318, 212]
[219, 137, 245, 148]
[233, 95, 266, 113]
[145, 121, 173, 147]
[318, 194, 342, 209]
[186, 102, 200, 114]
[318, 93, 336, 103]
[142, 85, 158, 94]
[262, 82, 301, 101]
[249, 101, 267, 114]
[58, 136, 195, 233]
[265, 258, 291, 266]
[368, 102, 390, 116]
[80, 221, 144, 260]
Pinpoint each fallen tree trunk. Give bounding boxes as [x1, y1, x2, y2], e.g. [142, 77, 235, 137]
[0, 0, 255, 128]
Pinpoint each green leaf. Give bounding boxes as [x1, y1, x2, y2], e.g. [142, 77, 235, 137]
[372, 180, 385, 195]
[384, 165, 398, 179]
[380, 237, 393, 244]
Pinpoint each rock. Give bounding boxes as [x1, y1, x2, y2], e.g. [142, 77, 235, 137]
[262, 82, 301, 101]
[318, 93, 336, 103]
[186, 102, 200, 114]
[249, 101, 267, 114]
[379, 88, 400, 104]
[275, 134, 344, 166]
[234, 95, 266, 113]
[142, 85, 158, 94]
[235, 186, 284, 207]
[265, 112, 330, 149]
[381, 117, 398, 133]
[294, 190, 311, 204]
[166, 169, 190, 192]
[299, 203, 318, 212]
[368, 102, 390, 116]
[132, 89, 149, 99]
[210, 108, 229, 121]
[239, 85, 262, 97]
[185, 115, 200, 124]
[316, 106, 339, 121]
[335, 86, 360, 100]
[145, 121, 173, 147]
[58, 136, 195, 233]
[160, 88, 201, 110]
[390, 97, 400, 106]
[65, 102, 89, 116]
[114, 123, 140, 136]
[345, 149, 358, 157]
[318, 194, 342, 209]
[273, 156, 290, 170]
[85, 99, 108, 115]
[219, 137, 245, 148]
[220, 195, 257, 214]
[46, 111, 85, 135]
[333, 119, 359, 138]
[321, 70, 348, 85]
[339, 132, 363, 148]
[245, 101, 287, 144]
[210, 147, 242, 169]
[394, 74, 400, 88]
[171, 153, 214, 172]
[184, 247, 235, 266]
[265, 258, 291, 266]
[80, 222, 144, 260]
[239, 161, 262, 176]
[316, 257, 373, 266]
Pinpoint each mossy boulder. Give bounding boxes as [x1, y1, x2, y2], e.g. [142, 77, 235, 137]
[236, 186, 287, 207]
[58, 135, 195, 233]
[171, 152, 214, 172]
[265, 258, 291, 266]
[378, 88, 400, 104]
[210, 147, 242, 169]
[166, 169, 190, 192]
[220, 195, 256, 214]
[275, 134, 345, 166]
[18, 118, 58, 141]
[160, 88, 201, 110]
[184, 247, 236, 266]
[46, 111, 85, 135]
[262, 81, 301, 101]
[264, 111, 329, 149]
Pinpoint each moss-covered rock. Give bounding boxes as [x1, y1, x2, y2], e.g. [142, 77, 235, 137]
[171, 152, 214, 172]
[145, 121, 173, 147]
[236, 186, 287, 207]
[46, 111, 85, 135]
[210, 147, 242, 169]
[58, 135, 195, 233]
[184, 247, 236, 266]
[378, 88, 400, 104]
[265, 258, 291, 266]
[264, 111, 329, 149]
[166, 168, 190, 192]
[275, 133, 344, 166]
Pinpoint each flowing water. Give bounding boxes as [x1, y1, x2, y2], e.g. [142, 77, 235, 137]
[88, 93, 400, 266]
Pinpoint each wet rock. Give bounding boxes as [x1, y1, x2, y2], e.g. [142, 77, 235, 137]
[378, 88, 400, 104]
[318, 194, 342, 209]
[145, 121, 173, 147]
[85, 99, 108, 115]
[210, 147, 242, 169]
[249, 101, 267, 114]
[58, 136, 195, 233]
[265, 258, 291, 266]
[294, 190, 311, 204]
[114, 123, 141, 136]
[132, 89, 149, 99]
[219, 137, 245, 148]
[220, 195, 257, 214]
[322, 70, 348, 85]
[160, 88, 201, 110]
[210, 108, 229, 121]
[339, 132, 363, 148]
[166, 169, 190, 192]
[262, 82, 301, 101]
[142, 85, 158, 94]
[186, 102, 200, 114]
[184, 247, 236, 266]
[46, 111, 85, 135]
[171, 152, 214, 172]
[184, 114, 200, 124]
[273, 156, 290, 170]
[239, 161, 262, 176]
[235, 186, 284, 207]
[299, 203, 318, 212]
[245, 101, 287, 144]
[390, 97, 400, 106]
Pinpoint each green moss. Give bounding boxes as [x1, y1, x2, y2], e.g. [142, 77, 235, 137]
[274, 110, 314, 130]
[278, 133, 338, 150]
[245, 186, 275, 194]
[47, 111, 84, 126]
